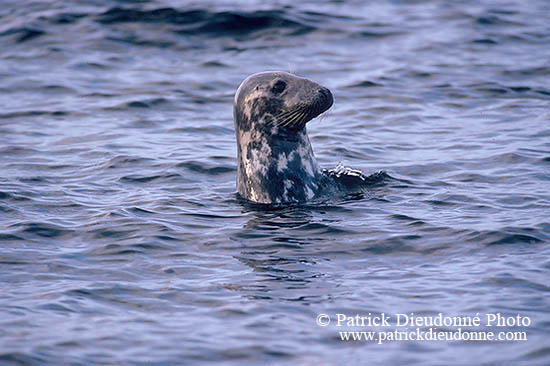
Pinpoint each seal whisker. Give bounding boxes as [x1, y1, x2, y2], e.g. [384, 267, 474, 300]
[278, 104, 308, 118]
[276, 109, 303, 127]
[282, 111, 307, 127]
[298, 112, 309, 125]
[277, 107, 303, 119]
[282, 105, 309, 123]
[279, 111, 302, 127]
[276, 110, 297, 121]
[271, 109, 299, 126]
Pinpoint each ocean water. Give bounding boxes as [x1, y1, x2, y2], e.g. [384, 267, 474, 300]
[1, 0, 549, 365]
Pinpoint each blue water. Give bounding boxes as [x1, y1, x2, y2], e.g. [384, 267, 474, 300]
[1, 0, 549, 365]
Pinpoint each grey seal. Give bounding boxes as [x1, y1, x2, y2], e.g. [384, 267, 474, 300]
[233, 71, 335, 204]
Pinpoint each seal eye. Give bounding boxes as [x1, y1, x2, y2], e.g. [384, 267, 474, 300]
[271, 80, 287, 94]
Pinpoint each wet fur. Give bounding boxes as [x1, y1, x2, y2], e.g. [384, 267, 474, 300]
[234, 71, 333, 204]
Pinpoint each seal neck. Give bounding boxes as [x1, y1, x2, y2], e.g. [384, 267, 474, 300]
[236, 128, 321, 203]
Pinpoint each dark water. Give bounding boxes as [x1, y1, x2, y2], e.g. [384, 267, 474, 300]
[1, 0, 549, 365]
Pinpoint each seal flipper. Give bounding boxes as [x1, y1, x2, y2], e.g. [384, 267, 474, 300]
[318, 163, 389, 201]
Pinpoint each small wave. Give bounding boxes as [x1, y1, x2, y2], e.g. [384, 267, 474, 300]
[105, 34, 176, 48]
[0, 110, 69, 119]
[293, 222, 351, 235]
[475, 14, 522, 27]
[168, 125, 233, 135]
[485, 151, 533, 164]
[0, 353, 47, 366]
[104, 155, 154, 170]
[346, 80, 382, 88]
[486, 273, 549, 292]
[359, 30, 404, 38]
[97, 8, 209, 25]
[103, 98, 173, 111]
[509, 86, 531, 92]
[501, 66, 550, 78]
[471, 38, 498, 44]
[390, 214, 426, 226]
[44, 12, 86, 25]
[0, 146, 41, 156]
[201, 61, 228, 68]
[97, 7, 316, 38]
[487, 233, 543, 246]
[10, 222, 72, 239]
[0, 190, 31, 202]
[466, 228, 545, 246]
[85, 242, 173, 257]
[0, 27, 45, 43]
[360, 238, 417, 255]
[181, 10, 314, 37]
[177, 161, 235, 175]
[524, 347, 550, 361]
[119, 173, 182, 184]
[0, 233, 24, 241]
[447, 173, 499, 183]
[126, 98, 171, 108]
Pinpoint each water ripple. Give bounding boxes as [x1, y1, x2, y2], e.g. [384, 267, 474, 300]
[0, 0, 548, 365]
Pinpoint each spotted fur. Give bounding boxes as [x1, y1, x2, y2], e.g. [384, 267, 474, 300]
[234, 71, 333, 204]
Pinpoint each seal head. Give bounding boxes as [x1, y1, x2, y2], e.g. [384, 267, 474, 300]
[234, 71, 333, 204]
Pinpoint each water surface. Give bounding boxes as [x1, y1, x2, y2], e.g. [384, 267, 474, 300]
[1, 0, 549, 365]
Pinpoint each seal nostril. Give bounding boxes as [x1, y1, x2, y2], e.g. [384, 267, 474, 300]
[320, 87, 333, 107]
